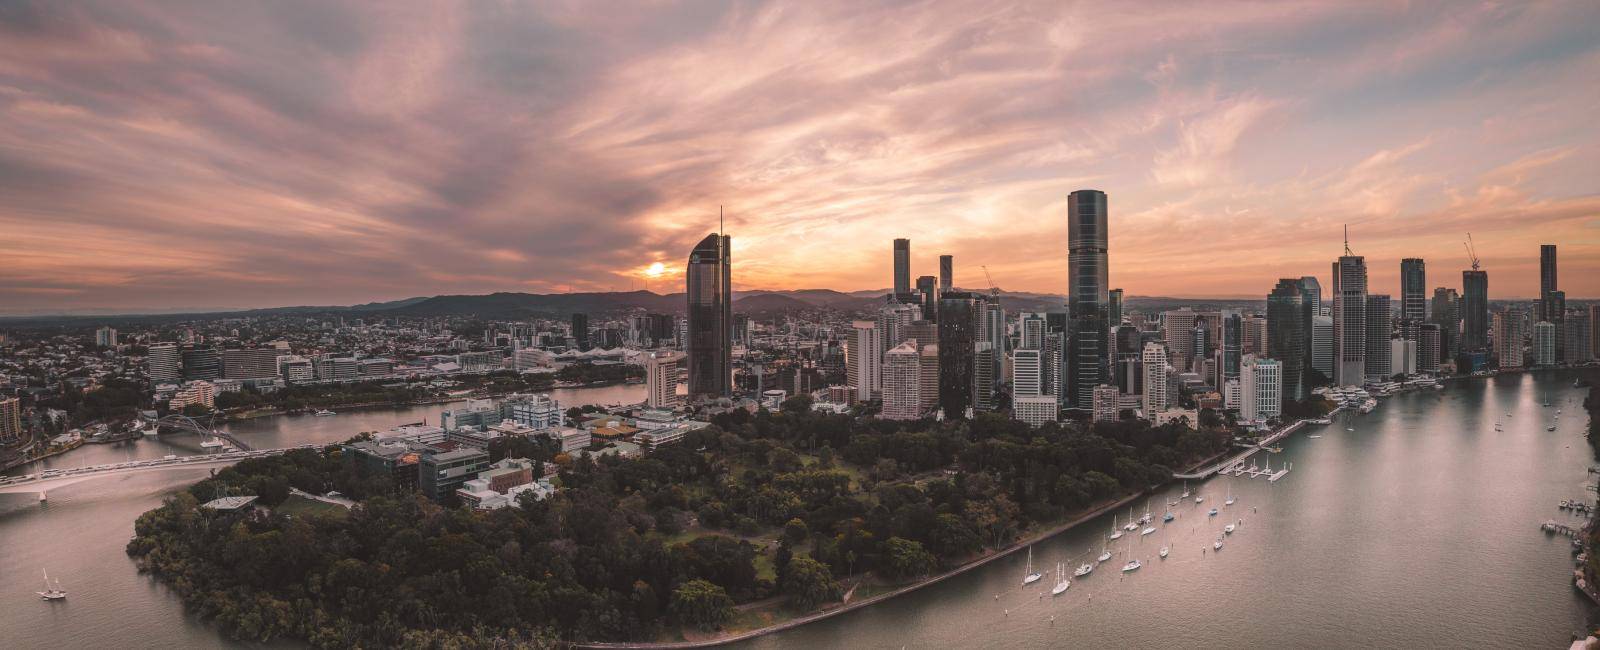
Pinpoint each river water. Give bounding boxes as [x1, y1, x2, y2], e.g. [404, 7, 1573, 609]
[2, 374, 1594, 648]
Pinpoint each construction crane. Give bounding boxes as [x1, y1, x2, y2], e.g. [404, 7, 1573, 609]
[1464, 233, 1480, 271]
[981, 265, 1000, 302]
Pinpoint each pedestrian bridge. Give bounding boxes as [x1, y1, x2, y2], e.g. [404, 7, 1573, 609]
[0, 445, 318, 500]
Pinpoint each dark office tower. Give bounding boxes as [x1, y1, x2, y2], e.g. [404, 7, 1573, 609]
[1539, 244, 1558, 320]
[1108, 288, 1125, 329]
[181, 346, 221, 381]
[916, 275, 938, 321]
[1065, 189, 1110, 411]
[1332, 253, 1368, 385]
[1219, 310, 1242, 385]
[1418, 323, 1442, 373]
[939, 255, 954, 291]
[1299, 276, 1322, 316]
[1365, 294, 1393, 380]
[1462, 270, 1489, 352]
[893, 238, 911, 296]
[1268, 280, 1308, 401]
[1400, 258, 1426, 324]
[571, 313, 590, 350]
[1430, 288, 1460, 360]
[687, 233, 732, 400]
[937, 292, 981, 419]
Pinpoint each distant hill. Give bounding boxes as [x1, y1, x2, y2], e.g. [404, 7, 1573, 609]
[732, 293, 816, 313]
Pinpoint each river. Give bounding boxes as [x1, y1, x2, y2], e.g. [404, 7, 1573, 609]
[1, 374, 1593, 648]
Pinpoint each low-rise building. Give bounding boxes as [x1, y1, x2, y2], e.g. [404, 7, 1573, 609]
[419, 447, 491, 502]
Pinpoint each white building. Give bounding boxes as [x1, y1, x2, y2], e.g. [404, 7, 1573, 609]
[1013, 395, 1058, 426]
[881, 341, 922, 420]
[846, 320, 882, 402]
[169, 381, 216, 410]
[1142, 342, 1169, 419]
[547, 426, 591, 453]
[918, 344, 940, 415]
[1240, 354, 1282, 423]
[147, 343, 181, 383]
[95, 326, 117, 348]
[502, 393, 562, 430]
[645, 351, 683, 409]
[277, 355, 315, 383]
[1311, 315, 1334, 379]
[1390, 338, 1417, 375]
[1012, 349, 1042, 398]
[1091, 384, 1120, 422]
[1223, 378, 1241, 411]
[1532, 321, 1557, 366]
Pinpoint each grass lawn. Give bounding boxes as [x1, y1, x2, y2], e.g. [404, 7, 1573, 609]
[276, 494, 349, 520]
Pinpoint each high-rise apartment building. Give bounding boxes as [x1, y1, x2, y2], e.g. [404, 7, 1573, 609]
[1492, 311, 1523, 368]
[147, 343, 181, 383]
[1163, 308, 1198, 372]
[1332, 253, 1368, 385]
[646, 351, 682, 409]
[973, 341, 996, 412]
[95, 326, 118, 348]
[1240, 355, 1282, 423]
[1532, 321, 1557, 366]
[882, 341, 922, 420]
[687, 233, 732, 400]
[1091, 384, 1121, 422]
[1539, 244, 1558, 322]
[1142, 342, 1169, 418]
[846, 320, 882, 402]
[1267, 280, 1307, 401]
[1564, 309, 1592, 363]
[919, 344, 940, 414]
[1365, 294, 1393, 380]
[1311, 315, 1334, 379]
[1065, 189, 1110, 411]
[1462, 270, 1489, 352]
[893, 238, 911, 296]
[880, 300, 921, 356]
[1418, 324, 1442, 374]
[1218, 310, 1243, 386]
[0, 397, 21, 442]
[1013, 348, 1043, 398]
[1400, 258, 1427, 323]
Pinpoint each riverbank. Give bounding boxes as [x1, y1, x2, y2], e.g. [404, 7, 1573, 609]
[220, 379, 641, 423]
[0, 439, 82, 472]
[578, 444, 1241, 649]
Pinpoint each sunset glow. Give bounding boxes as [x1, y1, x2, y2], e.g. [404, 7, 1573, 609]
[1, 1, 1597, 313]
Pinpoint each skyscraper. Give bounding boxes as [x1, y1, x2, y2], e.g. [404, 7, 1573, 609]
[1013, 348, 1043, 398]
[1365, 294, 1393, 380]
[1418, 324, 1442, 374]
[1142, 342, 1169, 418]
[1065, 189, 1110, 411]
[893, 238, 911, 296]
[1400, 258, 1426, 324]
[571, 313, 590, 350]
[1532, 321, 1557, 366]
[1240, 354, 1282, 423]
[646, 351, 683, 409]
[1311, 315, 1334, 379]
[0, 397, 22, 443]
[847, 320, 882, 402]
[882, 341, 922, 420]
[1539, 244, 1558, 321]
[1493, 311, 1523, 368]
[939, 254, 953, 291]
[1332, 250, 1368, 385]
[937, 292, 980, 419]
[981, 299, 1005, 388]
[1108, 288, 1124, 331]
[915, 275, 938, 320]
[1267, 280, 1307, 401]
[1163, 308, 1199, 372]
[1299, 276, 1322, 316]
[1462, 270, 1488, 352]
[1430, 287, 1460, 361]
[686, 232, 732, 400]
[1564, 309, 1592, 363]
[1219, 309, 1242, 386]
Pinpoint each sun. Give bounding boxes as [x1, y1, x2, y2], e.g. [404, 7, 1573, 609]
[645, 262, 665, 278]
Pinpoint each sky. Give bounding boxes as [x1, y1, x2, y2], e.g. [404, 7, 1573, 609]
[1, 0, 1597, 314]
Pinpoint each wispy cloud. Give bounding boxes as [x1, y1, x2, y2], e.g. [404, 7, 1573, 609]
[1, 0, 1597, 312]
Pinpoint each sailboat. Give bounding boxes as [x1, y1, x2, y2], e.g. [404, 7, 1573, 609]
[1163, 508, 1175, 523]
[1109, 514, 1124, 540]
[1123, 505, 1139, 531]
[1121, 541, 1141, 572]
[1224, 523, 1236, 535]
[1052, 563, 1071, 596]
[1141, 524, 1156, 536]
[1160, 532, 1170, 559]
[37, 570, 66, 601]
[1213, 536, 1224, 551]
[1140, 498, 1153, 524]
[1023, 546, 1043, 585]
[1097, 543, 1112, 564]
[1225, 481, 1236, 506]
[1181, 481, 1191, 499]
[1075, 560, 1095, 577]
[1208, 507, 1219, 517]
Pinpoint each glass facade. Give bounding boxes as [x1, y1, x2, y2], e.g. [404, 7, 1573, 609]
[1066, 189, 1109, 410]
[686, 233, 731, 399]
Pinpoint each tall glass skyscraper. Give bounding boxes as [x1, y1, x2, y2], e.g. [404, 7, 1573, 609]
[686, 233, 731, 399]
[1540, 244, 1558, 320]
[1332, 254, 1368, 385]
[1462, 270, 1488, 352]
[1065, 189, 1109, 411]
[1299, 276, 1322, 316]
[1400, 258, 1426, 324]
[937, 292, 980, 419]
[939, 255, 953, 291]
[1219, 310, 1242, 385]
[893, 238, 911, 296]
[1430, 287, 1460, 360]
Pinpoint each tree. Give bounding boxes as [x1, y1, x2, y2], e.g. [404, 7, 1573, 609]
[781, 555, 841, 610]
[882, 537, 937, 580]
[783, 517, 809, 544]
[670, 580, 733, 632]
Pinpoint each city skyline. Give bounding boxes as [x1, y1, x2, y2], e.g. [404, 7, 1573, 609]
[2, 2, 1598, 313]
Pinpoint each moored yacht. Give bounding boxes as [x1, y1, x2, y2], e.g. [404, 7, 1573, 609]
[1122, 559, 1141, 572]
[1075, 562, 1095, 577]
[1051, 564, 1070, 596]
[37, 570, 65, 601]
[1141, 525, 1156, 536]
[1022, 546, 1043, 585]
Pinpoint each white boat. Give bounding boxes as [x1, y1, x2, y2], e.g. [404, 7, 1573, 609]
[1224, 524, 1236, 534]
[313, 409, 336, 417]
[200, 438, 225, 449]
[1208, 508, 1219, 517]
[37, 569, 66, 601]
[1122, 559, 1141, 572]
[1051, 563, 1070, 596]
[1109, 514, 1124, 540]
[1159, 546, 1169, 559]
[1213, 538, 1224, 551]
[1194, 495, 1204, 504]
[1122, 505, 1138, 531]
[1075, 562, 1094, 577]
[1548, 424, 1557, 432]
[1308, 434, 1323, 439]
[1096, 544, 1112, 563]
[1141, 526, 1156, 536]
[1140, 498, 1152, 524]
[1181, 481, 1191, 498]
[1022, 546, 1043, 585]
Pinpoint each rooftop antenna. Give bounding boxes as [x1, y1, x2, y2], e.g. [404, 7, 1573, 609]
[1342, 224, 1352, 256]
